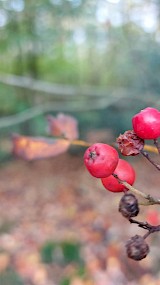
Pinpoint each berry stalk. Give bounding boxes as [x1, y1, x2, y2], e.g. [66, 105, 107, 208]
[140, 149, 160, 171]
[129, 218, 160, 239]
[113, 173, 160, 205]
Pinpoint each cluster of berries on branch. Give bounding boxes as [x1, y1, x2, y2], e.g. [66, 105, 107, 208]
[84, 107, 160, 261]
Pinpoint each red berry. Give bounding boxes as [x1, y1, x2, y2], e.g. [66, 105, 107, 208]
[84, 143, 119, 178]
[101, 159, 135, 192]
[132, 107, 160, 140]
[146, 210, 159, 226]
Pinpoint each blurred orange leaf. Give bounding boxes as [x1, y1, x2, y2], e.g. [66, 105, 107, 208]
[0, 253, 10, 272]
[47, 113, 79, 140]
[12, 134, 70, 160]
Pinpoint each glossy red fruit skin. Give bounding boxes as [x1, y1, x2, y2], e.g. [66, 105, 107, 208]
[132, 107, 160, 140]
[84, 143, 119, 178]
[146, 210, 159, 226]
[101, 159, 135, 193]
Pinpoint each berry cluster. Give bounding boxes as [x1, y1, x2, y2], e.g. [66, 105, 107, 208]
[84, 143, 135, 193]
[84, 107, 160, 261]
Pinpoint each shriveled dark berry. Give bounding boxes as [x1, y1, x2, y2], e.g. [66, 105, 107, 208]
[119, 193, 139, 219]
[126, 235, 149, 261]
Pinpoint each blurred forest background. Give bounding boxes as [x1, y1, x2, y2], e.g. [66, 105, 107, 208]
[1, 0, 160, 159]
[1, 1, 160, 285]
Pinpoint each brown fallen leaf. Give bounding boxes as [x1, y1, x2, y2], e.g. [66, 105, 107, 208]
[12, 134, 70, 160]
[47, 113, 79, 140]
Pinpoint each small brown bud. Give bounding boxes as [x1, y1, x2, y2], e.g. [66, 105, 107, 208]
[126, 235, 149, 261]
[116, 130, 144, 156]
[119, 193, 139, 219]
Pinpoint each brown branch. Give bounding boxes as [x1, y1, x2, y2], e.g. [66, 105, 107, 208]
[0, 98, 120, 129]
[141, 149, 160, 171]
[129, 218, 160, 239]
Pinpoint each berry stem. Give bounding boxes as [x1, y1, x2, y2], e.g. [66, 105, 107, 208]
[129, 218, 160, 239]
[140, 149, 160, 171]
[113, 174, 160, 205]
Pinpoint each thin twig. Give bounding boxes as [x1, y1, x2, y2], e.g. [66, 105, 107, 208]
[113, 174, 160, 205]
[140, 149, 160, 171]
[0, 98, 118, 129]
[70, 140, 159, 153]
[129, 218, 160, 239]
[70, 140, 91, 147]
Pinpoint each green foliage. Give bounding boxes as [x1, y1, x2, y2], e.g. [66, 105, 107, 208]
[61, 241, 82, 264]
[1, 0, 160, 140]
[0, 0, 160, 88]
[0, 85, 17, 115]
[41, 241, 57, 264]
[60, 277, 71, 285]
[0, 268, 24, 285]
[41, 240, 83, 266]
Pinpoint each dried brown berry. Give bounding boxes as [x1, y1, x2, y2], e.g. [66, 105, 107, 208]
[126, 235, 149, 261]
[116, 130, 144, 156]
[119, 193, 139, 219]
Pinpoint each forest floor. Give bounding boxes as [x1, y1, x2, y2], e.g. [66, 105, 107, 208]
[0, 151, 160, 285]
